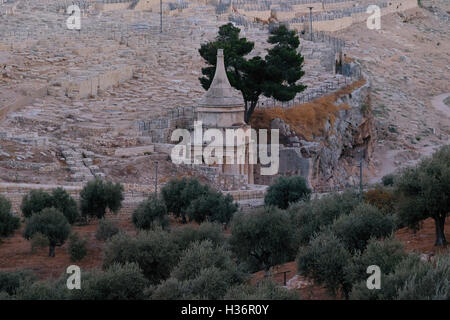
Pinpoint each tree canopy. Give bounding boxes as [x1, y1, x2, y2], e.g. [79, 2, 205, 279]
[199, 23, 306, 123]
[395, 145, 450, 246]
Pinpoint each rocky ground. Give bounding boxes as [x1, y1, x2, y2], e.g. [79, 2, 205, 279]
[0, 0, 347, 187]
[339, 0, 450, 182]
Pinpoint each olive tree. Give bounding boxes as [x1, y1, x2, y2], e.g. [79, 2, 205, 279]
[132, 195, 168, 230]
[102, 229, 179, 284]
[229, 206, 295, 272]
[23, 208, 71, 257]
[331, 203, 395, 253]
[161, 177, 209, 223]
[80, 179, 124, 220]
[20, 188, 79, 224]
[186, 191, 237, 225]
[264, 176, 311, 209]
[297, 230, 352, 298]
[395, 145, 450, 246]
[0, 195, 20, 238]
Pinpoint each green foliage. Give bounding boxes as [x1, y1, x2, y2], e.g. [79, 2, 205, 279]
[0, 195, 20, 238]
[0, 270, 37, 296]
[198, 23, 254, 92]
[396, 255, 449, 300]
[263, 25, 306, 102]
[186, 191, 237, 224]
[14, 276, 68, 300]
[171, 240, 242, 281]
[20, 188, 79, 224]
[95, 218, 120, 241]
[153, 240, 245, 300]
[230, 206, 296, 272]
[170, 222, 225, 252]
[102, 229, 179, 284]
[344, 237, 407, 290]
[80, 179, 124, 220]
[381, 174, 395, 186]
[225, 280, 299, 300]
[68, 232, 87, 262]
[30, 232, 49, 253]
[264, 176, 311, 209]
[286, 190, 360, 246]
[23, 208, 71, 257]
[350, 253, 450, 300]
[70, 263, 148, 300]
[161, 177, 209, 223]
[395, 145, 450, 246]
[297, 230, 352, 297]
[150, 277, 191, 300]
[50, 187, 79, 224]
[132, 195, 169, 230]
[331, 203, 395, 252]
[20, 189, 53, 218]
[187, 266, 239, 300]
[199, 23, 306, 123]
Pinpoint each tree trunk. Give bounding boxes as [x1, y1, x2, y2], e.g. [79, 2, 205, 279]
[245, 100, 258, 124]
[434, 216, 447, 246]
[48, 245, 56, 257]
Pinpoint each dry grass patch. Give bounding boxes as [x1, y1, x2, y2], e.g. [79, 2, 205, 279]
[250, 79, 366, 140]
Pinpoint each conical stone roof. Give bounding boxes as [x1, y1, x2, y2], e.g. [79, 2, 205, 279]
[198, 49, 244, 107]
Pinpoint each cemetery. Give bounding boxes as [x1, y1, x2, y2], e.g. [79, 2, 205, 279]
[0, 0, 449, 301]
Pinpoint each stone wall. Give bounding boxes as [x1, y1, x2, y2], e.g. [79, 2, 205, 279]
[53, 65, 134, 100]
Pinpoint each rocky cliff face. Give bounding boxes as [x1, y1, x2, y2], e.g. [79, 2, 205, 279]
[270, 79, 374, 189]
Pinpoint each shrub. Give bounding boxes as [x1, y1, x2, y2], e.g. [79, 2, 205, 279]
[14, 278, 68, 300]
[287, 190, 360, 246]
[171, 240, 243, 282]
[154, 240, 245, 300]
[161, 177, 209, 223]
[103, 229, 179, 284]
[364, 186, 396, 214]
[68, 232, 88, 262]
[350, 253, 449, 300]
[0, 270, 37, 296]
[132, 195, 168, 230]
[297, 230, 351, 298]
[229, 206, 295, 272]
[186, 191, 237, 224]
[80, 179, 124, 220]
[396, 255, 449, 300]
[0, 195, 20, 238]
[23, 208, 71, 257]
[344, 237, 407, 290]
[225, 280, 299, 300]
[170, 222, 225, 252]
[381, 174, 395, 186]
[30, 232, 49, 253]
[70, 263, 148, 300]
[151, 277, 191, 300]
[20, 189, 53, 218]
[331, 203, 395, 253]
[264, 176, 311, 209]
[95, 218, 120, 241]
